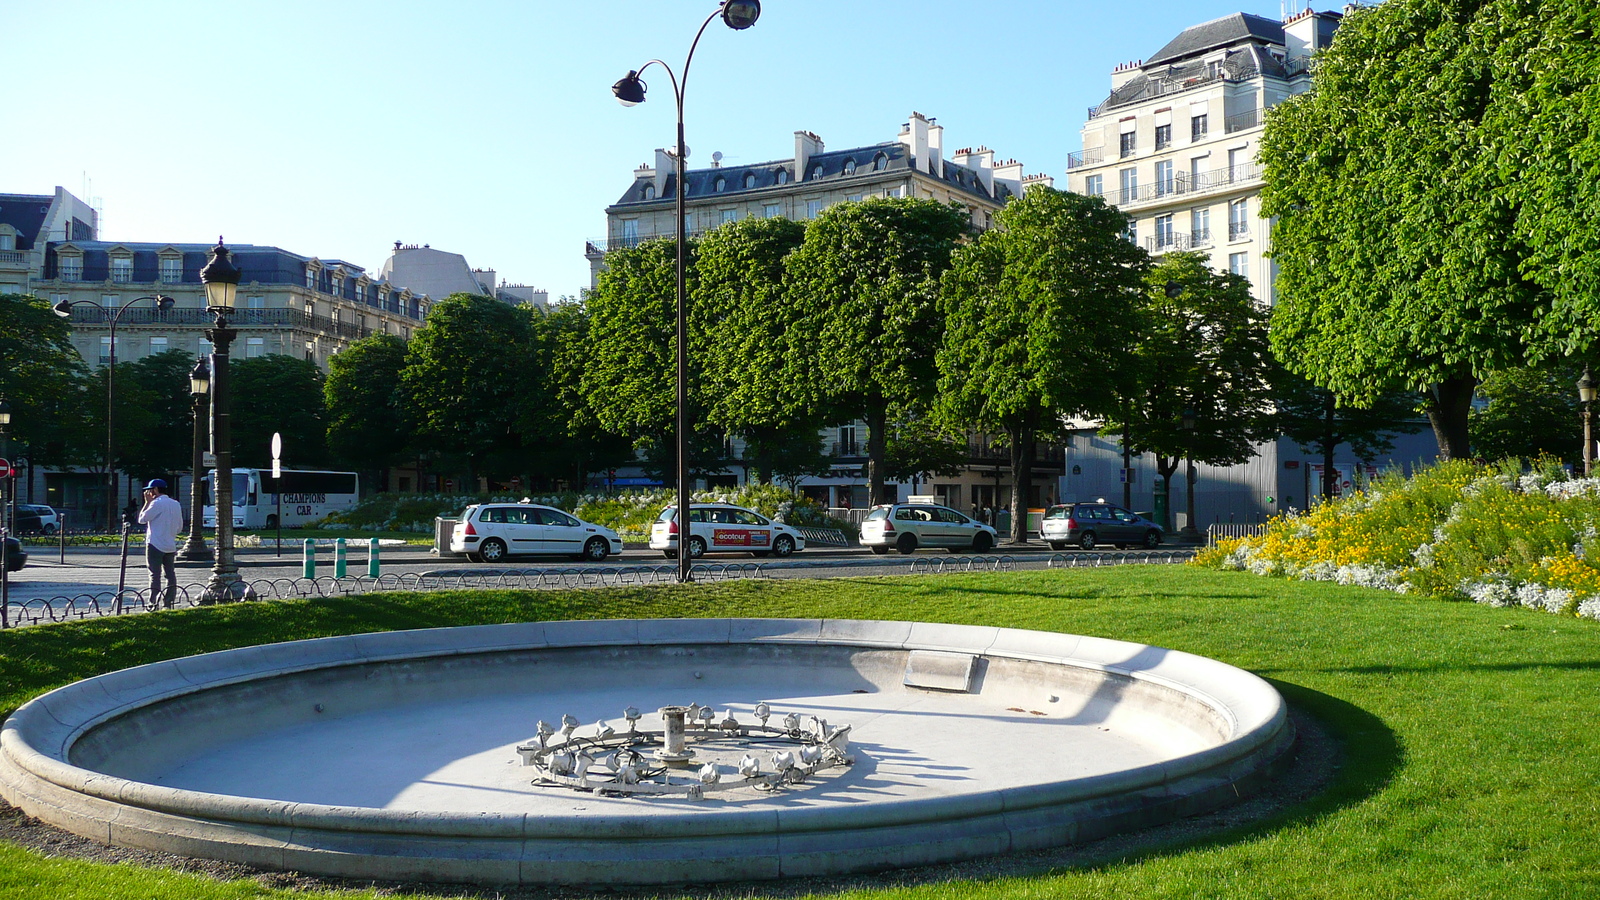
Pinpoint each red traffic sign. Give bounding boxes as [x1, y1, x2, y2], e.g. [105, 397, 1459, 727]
[0, 459, 11, 479]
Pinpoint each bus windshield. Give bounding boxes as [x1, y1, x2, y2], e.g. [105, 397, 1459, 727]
[233, 473, 250, 506]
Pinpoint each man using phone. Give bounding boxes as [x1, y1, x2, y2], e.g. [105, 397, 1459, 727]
[138, 479, 184, 609]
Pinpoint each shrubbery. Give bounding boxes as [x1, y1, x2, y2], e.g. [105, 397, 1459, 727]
[319, 484, 848, 540]
[1194, 458, 1600, 619]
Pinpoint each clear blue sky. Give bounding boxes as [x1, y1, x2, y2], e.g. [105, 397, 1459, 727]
[4, 0, 1315, 300]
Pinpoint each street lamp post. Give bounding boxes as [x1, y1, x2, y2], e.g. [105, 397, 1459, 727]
[53, 293, 175, 531]
[198, 240, 252, 602]
[179, 358, 213, 561]
[1, 397, 11, 629]
[612, 0, 761, 585]
[1180, 406, 1200, 541]
[1580, 366, 1596, 477]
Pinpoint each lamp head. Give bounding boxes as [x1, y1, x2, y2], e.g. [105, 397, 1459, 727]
[721, 0, 760, 29]
[612, 71, 647, 107]
[154, 294, 175, 312]
[199, 238, 242, 311]
[189, 358, 210, 396]
[0, 397, 11, 428]
[1182, 407, 1196, 430]
[52, 298, 72, 318]
[1580, 368, 1597, 404]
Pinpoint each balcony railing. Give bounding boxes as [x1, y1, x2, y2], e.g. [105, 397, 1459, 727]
[1065, 148, 1105, 170]
[1101, 163, 1262, 209]
[966, 441, 1061, 467]
[831, 440, 862, 458]
[1228, 222, 1250, 241]
[1224, 108, 1262, 134]
[0, 250, 29, 267]
[64, 305, 413, 334]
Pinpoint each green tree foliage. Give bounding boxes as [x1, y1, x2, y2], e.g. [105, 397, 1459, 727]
[230, 354, 328, 469]
[1102, 253, 1275, 531]
[0, 293, 91, 469]
[527, 302, 634, 490]
[325, 334, 412, 477]
[694, 216, 821, 484]
[1258, 0, 1542, 459]
[784, 198, 972, 503]
[938, 187, 1147, 541]
[116, 349, 200, 480]
[401, 294, 543, 481]
[1273, 373, 1425, 499]
[1470, 362, 1584, 467]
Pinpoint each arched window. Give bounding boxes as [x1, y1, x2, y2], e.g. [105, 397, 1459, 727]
[714, 176, 727, 192]
[642, 183, 656, 200]
[843, 158, 857, 176]
[873, 153, 888, 171]
[744, 172, 757, 189]
[776, 168, 789, 184]
[811, 165, 824, 181]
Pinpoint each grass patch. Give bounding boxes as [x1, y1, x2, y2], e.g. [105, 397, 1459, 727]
[3, 568, 1600, 898]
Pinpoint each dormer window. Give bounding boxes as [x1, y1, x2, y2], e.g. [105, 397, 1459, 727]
[811, 165, 824, 181]
[643, 183, 656, 200]
[110, 254, 133, 283]
[714, 176, 727, 192]
[159, 255, 182, 283]
[776, 168, 789, 184]
[843, 159, 857, 176]
[58, 253, 83, 281]
[744, 172, 757, 189]
[873, 153, 888, 171]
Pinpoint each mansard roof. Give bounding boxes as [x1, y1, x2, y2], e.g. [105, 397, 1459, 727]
[1145, 12, 1285, 66]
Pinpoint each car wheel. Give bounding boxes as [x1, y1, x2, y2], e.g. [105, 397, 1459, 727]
[1078, 532, 1097, 551]
[896, 533, 918, 555]
[580, 537, 609, 561]
[663, 550, 678, 559]
[773, 535, 795, 558]
[688, 536, 707, 559]
[478, 538, 508, 563]
[1145, 529, 1163, 549]
[42, 524, 56, 535]
[971, 532, 993, 553]
[265, 514, 278, 530]
[869, 545, 890, 555]
[467, 552, 484, 563]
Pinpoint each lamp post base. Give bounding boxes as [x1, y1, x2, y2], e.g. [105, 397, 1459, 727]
[179, 537, 213, 562]
[200, 574, 255, 604]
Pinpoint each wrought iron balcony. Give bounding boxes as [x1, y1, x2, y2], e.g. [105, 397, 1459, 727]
[1108, 163, 1262, 210]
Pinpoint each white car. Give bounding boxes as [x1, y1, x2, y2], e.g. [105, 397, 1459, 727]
[859, 502, 998, 554]
[17, 504, 60, 534]
[450, 503, 622, 563]
[649, 503, 806, 559]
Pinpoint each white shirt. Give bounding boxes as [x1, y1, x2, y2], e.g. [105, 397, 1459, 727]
[138, 494, 185, 553]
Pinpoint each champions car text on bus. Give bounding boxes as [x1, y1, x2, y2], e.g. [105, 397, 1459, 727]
[202, 468, 360, 530]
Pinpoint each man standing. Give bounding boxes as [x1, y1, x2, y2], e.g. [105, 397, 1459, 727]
[138, 479, 184, 609]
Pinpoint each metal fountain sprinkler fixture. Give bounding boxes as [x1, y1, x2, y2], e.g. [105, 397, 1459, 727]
[518, 702, 854, 801]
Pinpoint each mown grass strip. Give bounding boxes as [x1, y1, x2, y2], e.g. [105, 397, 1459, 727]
[2, 567, 1598, 899]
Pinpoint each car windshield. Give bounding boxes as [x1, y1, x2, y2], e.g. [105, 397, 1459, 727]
[1044, 506, 1071, 519]
[864, 508, 888, 521]
[656, 508, 676, 523]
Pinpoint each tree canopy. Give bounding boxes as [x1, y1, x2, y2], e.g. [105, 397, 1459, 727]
[0, 293, 90, 467]
[230, 354, 328, 469]
[325, 334, 413, 475]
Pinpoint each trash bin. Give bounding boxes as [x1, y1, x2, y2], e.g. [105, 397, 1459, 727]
[434, 517, 463, 557]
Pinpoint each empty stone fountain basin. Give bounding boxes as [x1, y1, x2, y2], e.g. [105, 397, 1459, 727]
[0, 619, 1291, 885]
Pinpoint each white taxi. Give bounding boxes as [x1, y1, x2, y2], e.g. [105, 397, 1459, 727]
[649, 503, 806, 559]
[450, 502, 622, 563]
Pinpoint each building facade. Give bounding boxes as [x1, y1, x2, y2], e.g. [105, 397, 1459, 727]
[1059, 10, 1441, 531]
[589, 113, 1060, 511]
[381, 243, 548, 308]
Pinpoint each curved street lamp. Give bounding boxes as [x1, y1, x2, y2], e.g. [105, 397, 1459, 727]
[53, 293, 175, 531]
[612, 0, 761, 584]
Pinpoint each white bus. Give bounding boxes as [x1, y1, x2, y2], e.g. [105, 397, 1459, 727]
[203, 468, 361, 530]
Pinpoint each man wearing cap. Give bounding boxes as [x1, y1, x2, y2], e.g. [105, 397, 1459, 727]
[138, 479, 184, 609]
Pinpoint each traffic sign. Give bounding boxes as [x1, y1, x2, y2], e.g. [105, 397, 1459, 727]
[0, 458, 11, 479]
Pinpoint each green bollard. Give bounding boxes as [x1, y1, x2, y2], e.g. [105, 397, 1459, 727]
[302, 539, 316, 578]
[335, 538, 347, 578]
[367, 538, 380, 577]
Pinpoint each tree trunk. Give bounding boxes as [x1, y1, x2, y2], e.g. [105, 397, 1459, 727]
[865, 406, 891, 504]
[1185, 455, 1197, 536]
[1322, 393, 1338, 500]
[1121, 419, 1133, 510]
[1008, 425, 1034, 544]
[1424, 373, 1477, 460]
[1156, 455, 1180, 532]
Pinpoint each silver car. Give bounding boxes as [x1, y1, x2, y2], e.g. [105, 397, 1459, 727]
[1040, 502, 1163, 550]
[859, 503, 998, 555]
[450, 503, 622, 563]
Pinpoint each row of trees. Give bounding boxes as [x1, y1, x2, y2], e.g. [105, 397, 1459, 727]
[1259, 0, 1600, 460]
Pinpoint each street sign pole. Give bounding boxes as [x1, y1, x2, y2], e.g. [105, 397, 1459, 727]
[271, 433, 282, 557]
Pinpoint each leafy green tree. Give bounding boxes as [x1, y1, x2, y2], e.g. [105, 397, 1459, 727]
[1470, 362, 1584, 467]
[1102, 253, 1275, 532]
[325, 334, 412, 483]
[116, 349, 200, 480]
[0, 293, 92, 470]
[694, 216, 820, 484]
[938, 187, 1148, 542]
[230, 354, 328, 469]
[528, 301, 633, 490]
[1258, 0, 1540, 459]
[401, 293, 541, 483]
[784, 198, 972, 504]
[1273, 374, 1425, 499]
[882, 418, 968, 486]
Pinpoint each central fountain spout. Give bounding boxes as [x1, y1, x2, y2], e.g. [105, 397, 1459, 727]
[654, 705, 696, 764]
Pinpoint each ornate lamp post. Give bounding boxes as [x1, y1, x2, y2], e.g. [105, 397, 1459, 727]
[179, 358, 213, 561]
[198, 240, 251, 602]
[1580, 366, 1596, 477]
[612, 0, 761, 584]
[1, 397, 12, 628]
[1179, 406, 1200, 541]
[53, 294, 175, 531]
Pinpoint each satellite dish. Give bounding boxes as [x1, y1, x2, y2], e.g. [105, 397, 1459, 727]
[712, 151, 723, 163]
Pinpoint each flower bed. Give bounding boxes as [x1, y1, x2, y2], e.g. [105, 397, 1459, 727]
[1193, 459, 1600, 620]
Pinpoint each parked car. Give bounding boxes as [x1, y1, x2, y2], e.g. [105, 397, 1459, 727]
[3, 536, 25, 571]
[858, 503, 998, 555]
[16, 505, 59, 534]
[649, 504, 806, 559]
[450, 503, 622, 563]
[1040, 502, 1163, 550]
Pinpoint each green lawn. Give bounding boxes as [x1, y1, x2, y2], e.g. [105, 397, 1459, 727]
[1, 567, 1597, 899]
